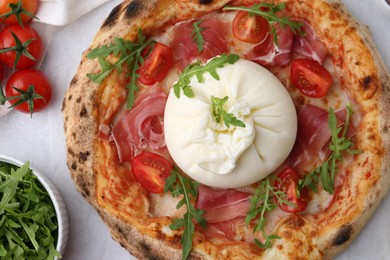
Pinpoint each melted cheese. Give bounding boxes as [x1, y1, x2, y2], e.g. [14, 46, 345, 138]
[164, 59, 297, 188]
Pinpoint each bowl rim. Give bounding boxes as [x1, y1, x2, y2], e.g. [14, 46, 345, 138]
[0, 155, 69, 258]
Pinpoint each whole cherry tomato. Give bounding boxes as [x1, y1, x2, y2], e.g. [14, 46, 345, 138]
[139, 42, 173, 85]
[0, 0, 39, 25]
[290, 59, 333, 98]
[0, 63, 3, 82]
[274, 166, 308, 213]
[0, 24, 43, 69]
[131, 152, 173, 193]
[3, 70, 52, 115]
[232, 11, 270, 44]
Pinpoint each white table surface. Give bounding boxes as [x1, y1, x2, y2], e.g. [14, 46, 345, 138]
[0, 0, 389, 259]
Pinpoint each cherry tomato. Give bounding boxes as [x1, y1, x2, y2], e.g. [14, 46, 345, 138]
[5, 70, 52, 114]
[232, 11, 270, 44]
[0, 0, 39, 25]
[0, 63, 3, 82]
[274, 167, 308, 213]
[139, 42, 173, 85]
[290, 59, 333, 98]
[131, 152, 173, 193]
[0, 24, 43, 69]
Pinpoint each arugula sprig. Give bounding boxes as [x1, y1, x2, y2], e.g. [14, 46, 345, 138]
[164, 167, 206, 260]
[245, 177, 292, 249]
[223, 3, 303, 45]
[173, 53, 240, 98]
[211, 96, 245, 128]
[0, 161, 60, 260]
[191, 20, 206, 52]
[299, 106, 362, 193]
[87, 30, 155, 109]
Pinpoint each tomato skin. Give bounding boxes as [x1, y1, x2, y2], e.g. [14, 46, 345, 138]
[0, 0, 39, 25]
[131, 152, 173, 194]
[232, 11, 270, 44]
[274, 167, 308, 213]
[290, 59, 333, 98]
[139, 42, 173, 85]
[0, 24, 43, 69]
[5, 70, 52, 113]
[0, 63, 3, 82]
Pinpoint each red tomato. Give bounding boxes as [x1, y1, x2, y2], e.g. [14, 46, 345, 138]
[5, 70, 52, 114]
[0, 63, 3, 82]
[131, 152, 173, 193]
[139, 42, 173, 85]
[0, 24, 43, 69]
[0, 0, 39, 25]
[290, 59, 333, 98]
[274, 167, 308, 213]
[232, 11, 270, 44]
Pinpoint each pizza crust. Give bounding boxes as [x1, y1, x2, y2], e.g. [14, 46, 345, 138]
[62, 0, 390, 259]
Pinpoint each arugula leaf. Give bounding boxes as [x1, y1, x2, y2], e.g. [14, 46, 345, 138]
[211, 96, 245, 128]
[87, 29, 155, 109]
[0, 161, 61, 260]
[191, 20, 206, 52]
[164, 168, 206, 260]
[246, 177, 292, 249]
[223, 3, 303, 45]
[299, 105, 363, 193]
[173, 53, 240, 98]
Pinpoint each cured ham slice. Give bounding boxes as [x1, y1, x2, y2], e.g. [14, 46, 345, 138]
[289, 104, 354, 173]
[292, 20, 328, 64]
[244, 23, 294, 67]
[195, 185, 251, 222]
[195, 185, 251, 240]
[111, 85, 167, 162]
[170, 18, 228, 70]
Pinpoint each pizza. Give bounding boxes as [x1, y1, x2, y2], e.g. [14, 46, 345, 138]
[62, 0, 390, 259]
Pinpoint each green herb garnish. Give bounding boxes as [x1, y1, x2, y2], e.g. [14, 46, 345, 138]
[191, 20, 206, 52]
[299, 106, 362, 193]
[164, 168, 206, 260]
[223, 3, 303, 45]
[173, 53, 240, 98]
[87, 30, 155, 109]
[245, 177, 292, 249]
[211, 96, 245, 128]
[0, 161, 61, 260]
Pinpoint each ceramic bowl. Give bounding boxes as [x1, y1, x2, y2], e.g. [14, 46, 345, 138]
[0, 155, 69, 259]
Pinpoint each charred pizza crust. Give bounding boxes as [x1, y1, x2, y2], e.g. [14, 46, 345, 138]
[62, 0, 390, 259]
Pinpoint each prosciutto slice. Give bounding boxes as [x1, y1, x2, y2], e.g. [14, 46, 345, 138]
[245, 23, 294, 67]
[289, 104, 355, 173]
[111, 85, 167, 162]
[292, 19, 328, 64]
[171, 18, 228, 70]
[195, 185, 251, 240]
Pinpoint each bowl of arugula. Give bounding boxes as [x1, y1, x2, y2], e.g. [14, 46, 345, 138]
[0, 155, 69, 259]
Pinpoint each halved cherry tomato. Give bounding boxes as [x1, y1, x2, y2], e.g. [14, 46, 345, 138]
[232, 11, 270, 44]
[0, 0, 39, 25]
[290, 59, 333, 98]
[0, 24, 43, 70]
[139, 42, 173, 85]
[274, 166, 308, 213]
[131, 152, 173, 193]
[4, 70, 52, 114]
